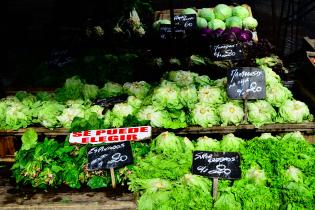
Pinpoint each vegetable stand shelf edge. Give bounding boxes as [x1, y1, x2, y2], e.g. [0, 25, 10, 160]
[1, 122, 314, 162]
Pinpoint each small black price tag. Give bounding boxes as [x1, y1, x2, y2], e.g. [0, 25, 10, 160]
[93, 94, 128, 109]
[227, 67, 266, 99]
[174, 14, 197, 32]
[192, 151, 241, 179]
[87, 141, 133, 171]
[211, 43, 244, 60]
[159, 24, 185, 40]
[48, 49, 73, 68]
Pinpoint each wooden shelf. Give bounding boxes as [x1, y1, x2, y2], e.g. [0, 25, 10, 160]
[1, 122, 314, 137]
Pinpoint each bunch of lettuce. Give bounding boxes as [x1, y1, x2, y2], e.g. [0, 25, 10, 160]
[219, 102, 244, 126]
[123, 81, 151, 99]
[278, 100, 313, 123]
[152, 81, 183, 110]
[247, 100, 277, 127]
[98, 81, 124, 98]
[190, 102, 220, 127]
[32, 101, 65, 128]
[198, 86, 226, 105]
[0, 97, 33, 130]
[266, 82, 293, 107]
[57, 100, 87, 128]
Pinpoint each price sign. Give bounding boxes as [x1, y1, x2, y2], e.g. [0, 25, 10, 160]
[93, 94, 128, 109]
[211, 43, 244, 60]
[69, 126, 152, 144]
[48, 49, 73, 68]
[87, 141, 133, 171]
[174, 14, 197, 32]
[159, 24, 185, 40]
[192, 151, 241, 179]
[227, 67, 266, 99]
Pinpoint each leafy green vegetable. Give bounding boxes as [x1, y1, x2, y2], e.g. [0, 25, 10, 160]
[21, 128, 38, 150]
[278, 100, 313, 123]
[248, 100, 277, 127]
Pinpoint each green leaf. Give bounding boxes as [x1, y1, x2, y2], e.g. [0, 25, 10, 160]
[21, 128, 38, 150]
[87, 176, 108, 189]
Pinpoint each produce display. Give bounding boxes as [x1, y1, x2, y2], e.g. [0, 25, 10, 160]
[12, 130, 315, 209]
[0, 57, 313, 130]
[153, 4, 258, 43]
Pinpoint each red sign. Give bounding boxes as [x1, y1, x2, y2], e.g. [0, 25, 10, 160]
[69, 126, 152, 144]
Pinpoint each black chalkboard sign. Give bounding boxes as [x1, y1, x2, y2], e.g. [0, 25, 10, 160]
[93, 94, 128, 110]
[159, 24, 185, 40]
[192, 151, 241, 179]
[87, 141, 133, 171]
[211, 43, 244, 60]
[48, 49, 73, 68]
[174, 14, 197, 32]
[227, 67, 266, 99]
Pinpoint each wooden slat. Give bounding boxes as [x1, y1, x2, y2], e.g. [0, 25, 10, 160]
[0, 123, 314, 137]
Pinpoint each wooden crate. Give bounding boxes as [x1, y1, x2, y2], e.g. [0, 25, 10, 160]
[154, 4, 253, 21]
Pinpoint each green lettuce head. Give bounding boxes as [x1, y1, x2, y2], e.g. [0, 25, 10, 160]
[136, 105, 171, 128]
[166, 70, 198, 87]
[279, 100, 313, 123]
[195, 136, 220, 151]
[123, 81, 151, 99]
[220, 133, 244, 152]
[98, 81, 123, 98]
[198, 86, 225, 105]
[243, 16, 258, 30]
[259, 65, 281, 85]
[266, 82, 293, 107]
[33, 101, 65, 128]
[152, 81, 183, 110]
[191, 102, 219, 127]
[82, 84, 99, 101]
[179, 85, 198, 109]
[245, 166, 267, 186]
[152, 132, 187, 154]
[248, 100, 277, 127]
[219, 102, 244, 126]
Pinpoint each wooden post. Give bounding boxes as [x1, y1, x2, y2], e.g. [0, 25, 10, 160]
[243, 93, 248, 123]
[110, 168, 116, 189]
[213, 177, 219, 201]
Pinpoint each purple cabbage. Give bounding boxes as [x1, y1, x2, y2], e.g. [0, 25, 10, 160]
[237, 30, 253, 42]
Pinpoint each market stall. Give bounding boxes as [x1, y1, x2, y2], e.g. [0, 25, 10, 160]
[3, 1, 315, 209]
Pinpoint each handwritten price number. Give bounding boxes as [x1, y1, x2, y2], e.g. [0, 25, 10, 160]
[107, 153, 128, 165]
[236, 82, 262, 97]
[214, 49, 236, 58]
[197, 163, 232, 175]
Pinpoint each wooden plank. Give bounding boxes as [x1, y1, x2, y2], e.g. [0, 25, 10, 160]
[0, 123, 314, 137]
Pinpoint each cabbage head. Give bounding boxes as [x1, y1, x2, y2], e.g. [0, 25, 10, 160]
[248, 100, 277, 127]
[232, 6, 250, 20]
[198, 8, 215, 21]
[190, 102, 219, 127]
[278, 100, 313, 123]
[214, 4, 232, 20]
[219, 102, 244, 126]
[242, 16, 258, 30]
